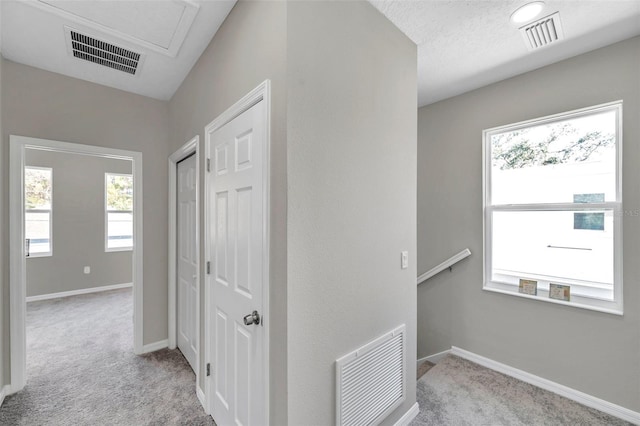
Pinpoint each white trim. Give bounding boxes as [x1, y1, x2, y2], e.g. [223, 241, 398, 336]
[26, 282, 133, 302]
[204, 80, 271, 425]
[417, 249, 471, 285]
[451, 346, 640, 424]
[393, 402, 419, 426]
[197, 385, 209, 414]
[483, 286, 623, 316]
[167, 136, 200, 389]
[0, 385, 10, 407]
[9, 135, 144, 394]
[417, 349, 451, 366]
[25, 252, 52, 258]
[482, 101, 624, 315]
[140, 339, 169, 354]
[9, 137, 26, 392]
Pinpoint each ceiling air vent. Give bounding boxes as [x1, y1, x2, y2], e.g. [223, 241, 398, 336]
[66, 29, 142, 75]
[519, 12, 564, 51]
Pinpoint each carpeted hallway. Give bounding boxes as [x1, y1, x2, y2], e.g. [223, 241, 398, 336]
[412, 355, 631, 426]
[5, 288, 630, 425]
[0, 288, 213, 425]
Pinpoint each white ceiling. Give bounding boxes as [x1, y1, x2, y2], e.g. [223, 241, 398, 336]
[370, 0, 640, 106]
[0, 1, 638, 105]
[0, 0, 236, 100]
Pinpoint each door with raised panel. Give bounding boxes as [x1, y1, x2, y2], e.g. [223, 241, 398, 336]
[208, 100, 266, 426]
[177, 153, 198, 371]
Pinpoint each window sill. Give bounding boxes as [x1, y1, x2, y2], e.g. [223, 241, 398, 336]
[106, 247, 133, 253]
[483, 281, 623, 316]
[27, 253, 52, 258]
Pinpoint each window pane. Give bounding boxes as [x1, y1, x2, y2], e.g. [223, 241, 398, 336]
[25, 168, 52, 209]
[25, 211, 51, 254]
[492, 210, 613, 294]
[106, 174, 133, 211]
[491, 110, 616, 205]
[573, 193, 605, 230]
[107, 211, 133, 249]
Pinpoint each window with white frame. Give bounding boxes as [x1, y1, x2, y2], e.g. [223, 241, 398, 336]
[483, 101, 622, 314]
[105, 173, 133, 251]
[25, 167, 53, 257]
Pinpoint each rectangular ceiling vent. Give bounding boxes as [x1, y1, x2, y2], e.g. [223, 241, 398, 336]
[66, 28, 142, 75]
[520, 12, 564, 51]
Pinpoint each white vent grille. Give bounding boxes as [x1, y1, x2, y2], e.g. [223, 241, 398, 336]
[520, 12, 564, 51]
[65, 28, 142, 75]
[336, 325, 406, 426]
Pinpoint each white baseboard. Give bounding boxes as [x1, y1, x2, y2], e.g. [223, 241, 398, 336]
[451, 346, 640, 424]
[393, 402, 419, 426]
[0, 385, 10, 407]
[417, 349, 451, 366]
[140, 339, 169, 354]
[197, 385, 208, 414]
[26, 282, 133, 302]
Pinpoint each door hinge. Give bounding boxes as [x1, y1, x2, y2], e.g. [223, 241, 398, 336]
[206, 363, 211, 377]
[206, 158, 211, 172]
[206, 261, 211, 274]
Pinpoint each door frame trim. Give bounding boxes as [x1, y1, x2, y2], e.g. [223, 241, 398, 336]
[168, 135, 201, 396]
[203, 80, 271, 423]
[9, 135, 144, 393]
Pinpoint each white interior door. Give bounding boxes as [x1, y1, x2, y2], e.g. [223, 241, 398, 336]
[177, 153, 198, 371]
[209, 100, 266, 425]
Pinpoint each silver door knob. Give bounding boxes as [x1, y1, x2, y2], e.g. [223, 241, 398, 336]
[243, 310, 261, 326]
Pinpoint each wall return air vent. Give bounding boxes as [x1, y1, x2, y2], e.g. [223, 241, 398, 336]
[65, 27, 143, 75]
[519, 12, 564, 51]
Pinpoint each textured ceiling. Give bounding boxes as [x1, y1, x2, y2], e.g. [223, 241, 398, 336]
[370, 0, 640, 106]
[1, 1, 638, 104]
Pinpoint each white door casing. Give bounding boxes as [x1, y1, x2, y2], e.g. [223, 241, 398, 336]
[207, 97, 267, 425]
[177, 153, 198, 371]
[9, 136, 144, 394]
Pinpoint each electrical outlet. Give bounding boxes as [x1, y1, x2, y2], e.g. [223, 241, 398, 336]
[84, 266, 90, 274]
[401, 251, 408, 269]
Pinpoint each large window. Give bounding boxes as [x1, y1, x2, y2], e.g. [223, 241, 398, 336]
[105, 173, 133, 251]
[483, 101, 622, 314]
[25, 167, 53, 257]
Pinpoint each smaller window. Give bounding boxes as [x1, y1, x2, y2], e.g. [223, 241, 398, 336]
[105, 173, 133, 251]
[573, 193, 605, 231]
[25, 167, 53, 257]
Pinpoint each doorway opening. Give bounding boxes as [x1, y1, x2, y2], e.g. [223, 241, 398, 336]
[9, 136, 144, 394]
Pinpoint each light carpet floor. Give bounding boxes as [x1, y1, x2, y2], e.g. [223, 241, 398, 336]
[417, 360, 435, 379]
[411, 354, 632, 426]
[0, 288, 214, 426]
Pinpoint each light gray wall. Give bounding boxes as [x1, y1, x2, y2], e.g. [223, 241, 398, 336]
[25, 149, 132, 297]
[168, 1, 288, 423]
[417, 36, 640, 411]
[2, 58, 170, 384]
[287, 2, 417, 424]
